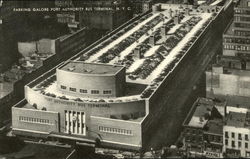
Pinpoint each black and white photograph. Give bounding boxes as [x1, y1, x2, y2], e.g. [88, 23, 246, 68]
[0, 0, 248, 158]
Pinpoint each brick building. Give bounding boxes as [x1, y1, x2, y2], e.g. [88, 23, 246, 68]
[182, 98, 225, 158]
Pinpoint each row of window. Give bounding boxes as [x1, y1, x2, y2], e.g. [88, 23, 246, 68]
[225, 131, 249, 140]
[19, 116, 51, 125]
[225, 139, 249, 149]
[235, 23, 250, 29]
[235, 7, 250, 15]
[185, 128, 202, 134]
[224, 44, 250, 51]
[224, 37, 250, 44]
[235, 30, 250, 37]
[235, 16, 250, 22]
[61, 85, 112, 95]
[99, 126, 132, 136]
[235, 10, 250, 15]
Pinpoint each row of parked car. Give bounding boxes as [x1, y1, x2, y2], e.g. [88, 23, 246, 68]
[129, 53, 164, 80]
[79, 13, 154, 62]
[97, 15, 163, 63]
[140, 16, 206, 98]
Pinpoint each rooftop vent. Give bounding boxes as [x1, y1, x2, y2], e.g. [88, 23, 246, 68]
[68, 67, 75, 71]
[83, 69, 92, 73]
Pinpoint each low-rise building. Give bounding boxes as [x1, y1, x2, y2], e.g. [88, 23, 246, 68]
[182, 98, 225, 158]
[223, 111, 250, 158]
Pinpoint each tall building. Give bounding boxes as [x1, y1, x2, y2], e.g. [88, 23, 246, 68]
[206, 0, 250, 107]
[75, 0, 132, 30]
[0, 0, 26, 71]
[11, 3, 232, 151]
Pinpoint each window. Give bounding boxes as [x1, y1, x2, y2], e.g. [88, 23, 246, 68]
[99, 126, 132, 136]
[225, 139, 228, 146]
[19, 116, 50, 125]
[225, 131, 229, 138]
[80, 89, 87, 93]
[91, 90, 99, 94]
[232, 132, 235, 138]
[246, 143, 249, 149]
[246, 134, 249, 141]
[61, 85, 66, 90]
[248, 2, 250, 7]
[103, 90, 112, 94]
[238, 141, 242, 148]
[70, 87, 76, 92]
[232, 141, 235, 147]
[239, 133, 242, 140]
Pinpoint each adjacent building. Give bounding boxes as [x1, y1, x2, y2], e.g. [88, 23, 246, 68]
[129, 0, 153, 15]
[74, 0, 132, 30]
[206, 0, 250, 107]
[182, 98, 225, 158]
[223, 110, 250, 158]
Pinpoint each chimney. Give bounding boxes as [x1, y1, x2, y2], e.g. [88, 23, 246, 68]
[161, 25, 168, 36]
[169, 9, 173, 18]
[174, 15, 180, 24]
[149, 34, 156, 46]
[185, 8, 190, 16]
[133, 46, 143, 59]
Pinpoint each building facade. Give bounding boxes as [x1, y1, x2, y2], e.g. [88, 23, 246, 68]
[206, 0, 250, 107]
[182, 98, 224, 158]
[223, 110, 250, 157]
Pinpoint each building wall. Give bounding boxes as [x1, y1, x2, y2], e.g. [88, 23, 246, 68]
[15, 86, 144, 148]
[57, 28, 86, 56]
[80, 12, 113, 30]
[56, 68, 125, 97]
[18, 42, 37, 57]
[12, 107, 59, 134]
[25, 86, 145, 118]
[37, 39, 56, 54]
[206, 72, 250, 98]
[89, 116, 142, 148]
[223, 125, 250, 157]
[18, 39, 57, 56]
[237, 0, 250, 7]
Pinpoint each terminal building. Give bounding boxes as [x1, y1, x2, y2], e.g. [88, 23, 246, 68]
[12, 2, 233, 150]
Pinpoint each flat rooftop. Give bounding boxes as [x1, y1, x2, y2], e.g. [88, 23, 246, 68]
[0, 82, 13, 98]
[60, 61, 124, 75]
[29, 4, 218, 101]
[226, 111, 250, 128]
[185, 98, 224, 128]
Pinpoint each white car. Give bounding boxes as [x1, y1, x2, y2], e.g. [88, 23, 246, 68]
[112, 154, 125, 159]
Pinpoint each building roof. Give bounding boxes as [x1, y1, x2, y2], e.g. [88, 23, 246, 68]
[225, 111, 250, 128]
[205, 119, 223, 135]
[184, 98, 224, 128]
[59, 61, 124, 75]
[28, 4, 217, 102]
